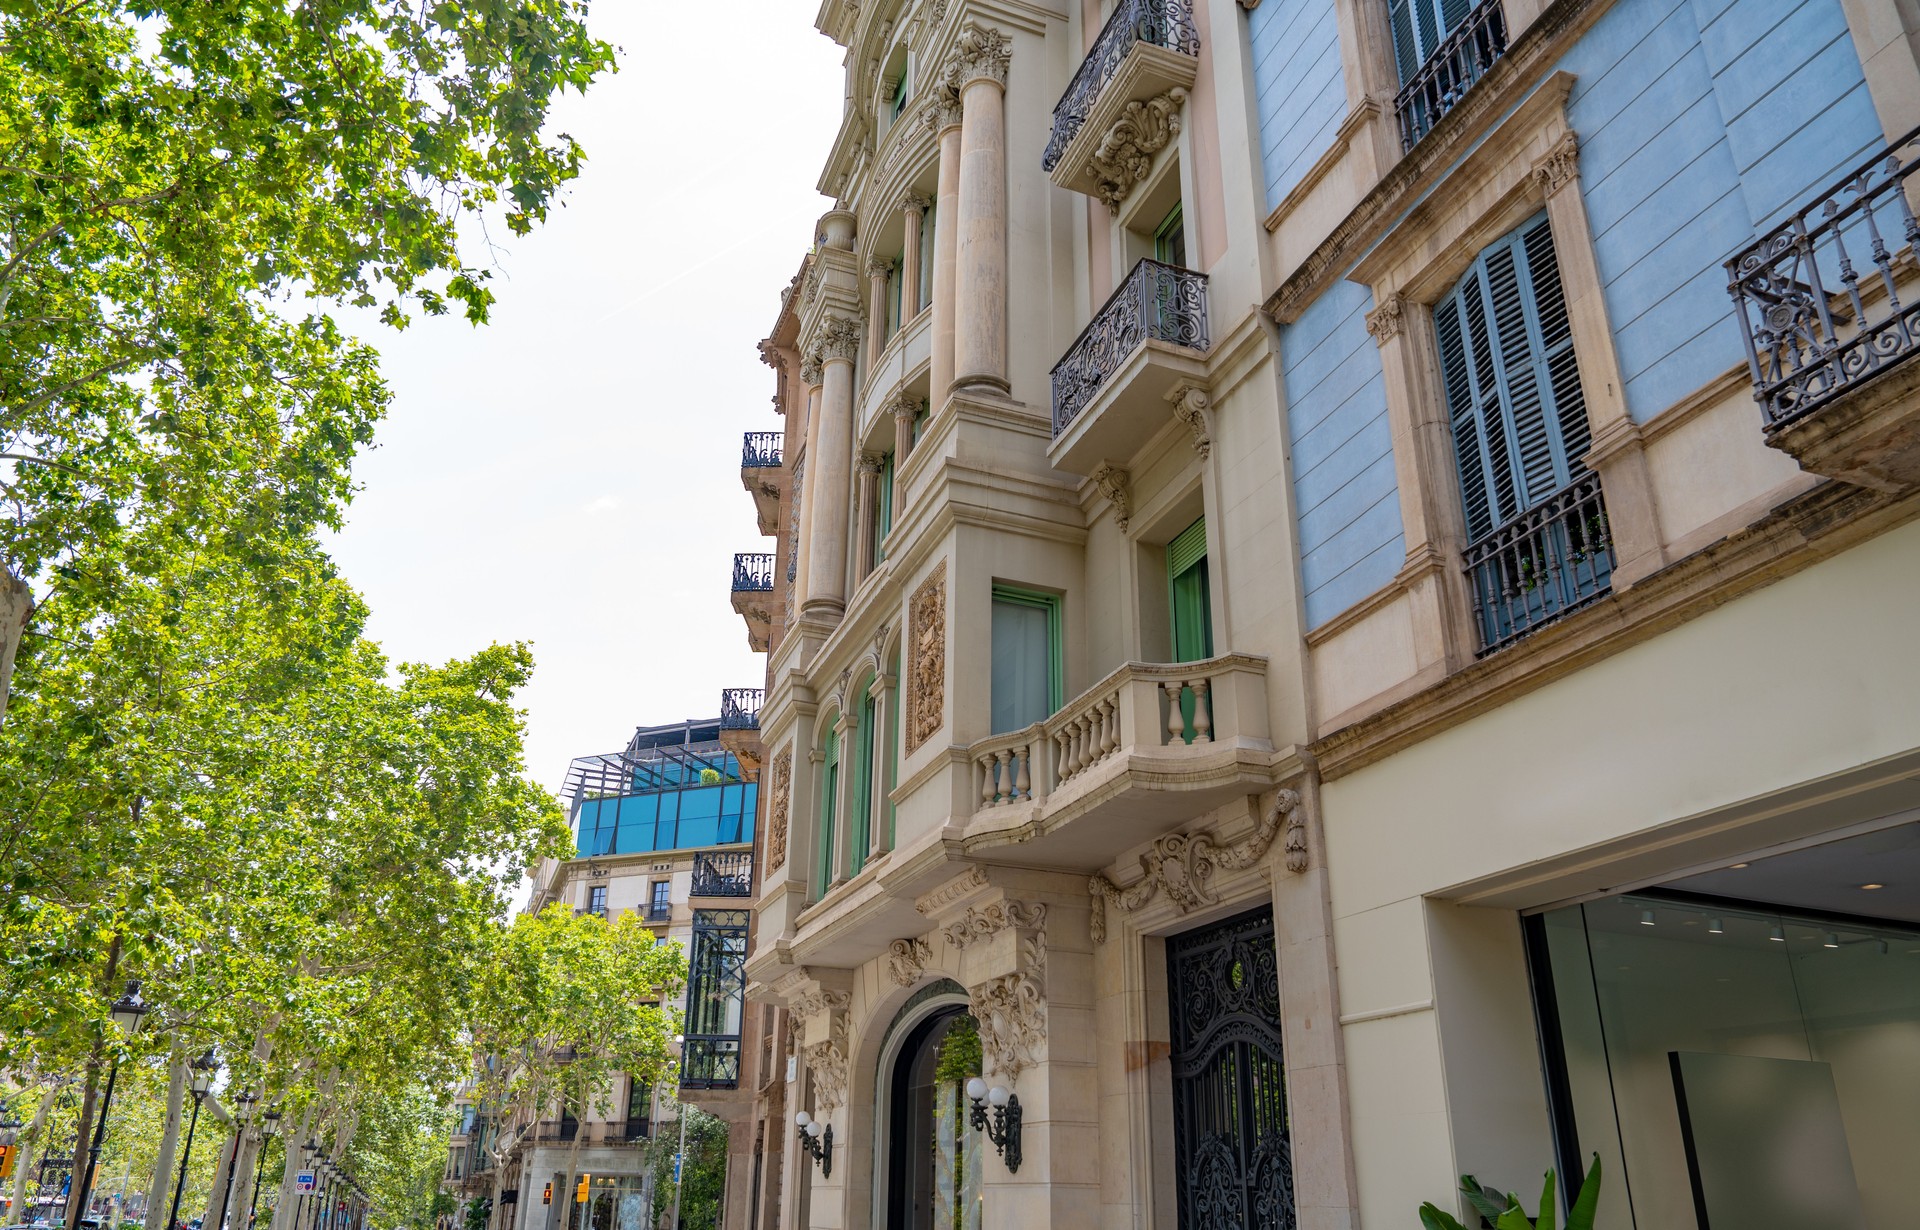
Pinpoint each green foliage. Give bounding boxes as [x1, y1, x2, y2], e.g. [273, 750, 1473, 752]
[932, 1016, 982, 1088]
[697, 768, 721, 785]
[1419, 1158, 1602, 1230]
[644, 1102, 727, 1230]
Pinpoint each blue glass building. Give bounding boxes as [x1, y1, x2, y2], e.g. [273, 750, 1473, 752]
[562, 717, 758, 858]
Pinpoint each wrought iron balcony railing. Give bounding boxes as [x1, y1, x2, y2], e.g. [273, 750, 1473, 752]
[645, 902, 672, 922]
[1395, 0, 1507, 151]
[679, 1035, 742, 1091]
[1052, 258, 1209, 436]
[1463, 472, 1613, 655]
[1727, 126, 1920, 428]
[731, 553, 775, 591]
[691, 850, 754, 897]
[742, 431, 783, 468]
[1043, 0, 1199, 173]
[719, 687, 763, 730]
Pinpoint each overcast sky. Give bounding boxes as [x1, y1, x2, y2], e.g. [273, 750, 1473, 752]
[320, 4, 845, 795]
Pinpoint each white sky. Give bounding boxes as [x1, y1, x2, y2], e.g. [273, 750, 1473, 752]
[320, 4, 845, 796]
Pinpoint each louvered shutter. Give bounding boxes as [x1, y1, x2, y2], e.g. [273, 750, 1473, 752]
[1388, 0, 1471, 85]
[1434, 214, 1591, 542]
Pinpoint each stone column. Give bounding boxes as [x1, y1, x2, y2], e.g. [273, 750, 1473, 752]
[951, 24, 1012, 395]
[866, 258, 893, 367]
[900, 193, 929, 319]
[891, 392, 915, 512]
[853, 452, 882, 581]
[802, 315, 862, 622]
[925, 88, 964, 409]
[867, 671, 895, 859]
[792, 364, 822, 615]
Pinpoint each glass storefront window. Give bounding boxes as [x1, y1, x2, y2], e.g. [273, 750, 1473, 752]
[1533, 893, 1920, 1230]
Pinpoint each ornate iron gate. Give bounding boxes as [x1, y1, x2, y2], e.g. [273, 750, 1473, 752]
[1167, 905, 1296, 1229]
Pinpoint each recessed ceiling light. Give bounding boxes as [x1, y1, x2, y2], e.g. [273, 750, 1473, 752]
[1730, 862, 1749, 869]
[1824, 932, 1842, 949]
[1640, 909, 1656, 926]
[1859, 883, 1885, 890]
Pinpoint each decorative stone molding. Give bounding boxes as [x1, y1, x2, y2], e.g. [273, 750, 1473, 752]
[1085, 88, 1186, 213]
[968, 931, 1045, 1083]
[1090, 462, 1132, 531]
[802, 262, 825, 307]
[947, 22, 1010, 91]
[867, 257, 895, 279]
[915, 865, 987, 916]
[900, 190, 931, 214]
[886, 936, 933, 988]
[1089, 788, 1300, 942]
[803, 1014, 850, 1116]
[789, 985, 851, 1023]
[1364, 293, 1405, 345]
[866, 623, 893, 681]
[890, 389, 920, 423]
[905, 562, 947, 753]
[941, 900, 1047, 950]
[1168, 384, 1212, 460]
[757, 338, 783, 371]
[767, 748, 793, 870]
[818, 313, 864, 363]
[1533, 130, 1580, 194]
[921, 83, 963, 133]
[1284, 797, 1310, 874]
[799, 353, 823, 387]
[857, 451, 884, 476]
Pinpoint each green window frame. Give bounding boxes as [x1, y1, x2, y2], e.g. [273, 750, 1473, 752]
[850, 682, 877, 876]
[990, 585, 1064, 735]
[889, 249, 905, 334]
[1167, 515, 1213, 664]
[917, 205, 936, 313]
[889, 61, 910, 122]
[816, 723, 840, 896]
[874, 452, 895, 563]
[1386, 0, 1473, 85]
[1153, 202, 1186, 268]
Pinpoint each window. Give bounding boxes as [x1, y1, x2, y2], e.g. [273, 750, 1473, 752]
[917, 206, 935, 313]
[816, 722, 840, 895]
[682, 910, 749, 1091]
[888, 249, 905, 334]
[990, 587, 1063, 734]
[1434, 215, 1612, 651]
[873, 452, 895, 564]
[586, 885, 607, 917]
[648, 880, 670, 920]
[883, 1002, 985, 1228]
[850, 682, 877, 876]
[1387, 0, 1471, 82]
[888, 61, 911, 123]
[1153, 202, 1186, 268]
[625, 1077, 651, 1136]
[1167, 516, 1212, 663]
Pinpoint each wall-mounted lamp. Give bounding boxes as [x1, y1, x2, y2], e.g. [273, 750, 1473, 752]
[964, 1078, 1022, 1172]
[793, 1112, 832, 1178]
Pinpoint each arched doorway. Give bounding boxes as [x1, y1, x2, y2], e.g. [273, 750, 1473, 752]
[877, 986, 985, 1229]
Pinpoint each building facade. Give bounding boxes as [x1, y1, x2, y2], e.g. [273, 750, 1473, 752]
[446, 719, 766, 1230]
[735, 0, 1920, 1228]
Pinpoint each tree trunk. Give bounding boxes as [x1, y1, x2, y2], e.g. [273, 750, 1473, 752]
[65, 1042, 106, 1226]
[0, 565, 32, 725]
[201, 1127, 242, 1230]
[269, 1106, 316, 1230]
[9, 1083, 58, 1222]
[144, 1047, 188, 1230]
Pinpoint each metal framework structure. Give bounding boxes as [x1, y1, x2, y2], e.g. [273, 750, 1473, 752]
[1395, 0, 1507, 151]
[720, 687, 764, 730]
[742, 431, 784, 468]
[1727, 126, 1920, 427]
[681, 910, 751, 1091]
[558, 718, 737, 818]
[732, 552, 776, 591]
[1042, 0, 1200, 172]
[1052, 258, 1210, 435]
[691, 850, 755, 898]
[1167, 907, 1296, 1230]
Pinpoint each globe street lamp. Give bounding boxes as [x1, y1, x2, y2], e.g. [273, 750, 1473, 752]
[167, 1050, 221, 1230]
[246, 1107, 281, 1230]
[69, 981, 150, 1226]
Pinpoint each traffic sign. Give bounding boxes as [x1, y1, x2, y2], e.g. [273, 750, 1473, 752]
[296, 1172, 316, 1194]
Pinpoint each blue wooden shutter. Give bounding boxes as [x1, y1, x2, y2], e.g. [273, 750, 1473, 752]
[1434, 215, 1590, 542]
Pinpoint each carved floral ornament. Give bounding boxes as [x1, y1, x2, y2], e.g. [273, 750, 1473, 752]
[804, 1015, 851, 1116]
[905, 562, 947, 754]
[1091, 462, 1132, 531]
[1168, 384, 1211, 460]
[921, 83, 963, 134]
[1533, 130, 1580, 194]
[1084, 88, 1187, 213]
[767, 748, 793, 871]
[941, 900, 1046, 950]
[819, 313, 864, 363]
[1089, 788, 1304, 943]
[886, 936, 933, 988]
[969, 930, 1045, 1083]
[799, 353, 824, 387]
[789, 985, 851, 1023]
[945, 22, 1010, 91]
[1365, 293, 1405, 345]
[915, 864, 986, 916]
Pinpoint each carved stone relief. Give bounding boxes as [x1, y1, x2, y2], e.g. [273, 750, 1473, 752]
[1168, 384, 1211, 460]
[803, 1014, 850, 1116]
[767, 748, 793, 871]
[1533, 130, 1580, 194]
[968, 931, 1045, 1084]
[819, 313, 864, 363]
[941, 900, 1047, 950]
[789, 985, 851, 1023]
[1365, 293, 1405, 345]
[946, 22, 1010, 91]
[905, 562, 947, 753]
[1088, 788, 1300, 942]
[886, 936, 933, 988]
[1084, 88, 1186, 212]
[1090, 462, 1132, 531]
[915, 865, 986, 916]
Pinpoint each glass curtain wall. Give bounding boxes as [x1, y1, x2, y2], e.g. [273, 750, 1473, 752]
[1531, 893, 1920, 1230]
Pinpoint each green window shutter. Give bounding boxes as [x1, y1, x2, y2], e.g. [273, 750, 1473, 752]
[1388, 0, 1472, 84]
[850, 688, 875, 875]
[1167, 516, 1213, 663]
[816, 725, 839, 895]
[990, 586, 1063, 734]
[875, 452, 894, 562]
[1433, 214, 1589, 543]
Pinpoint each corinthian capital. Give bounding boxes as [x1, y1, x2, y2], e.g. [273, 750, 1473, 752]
[921, 83, 963, 134]
[818, 313, 864, 363]
[948, 23, 1010, 91]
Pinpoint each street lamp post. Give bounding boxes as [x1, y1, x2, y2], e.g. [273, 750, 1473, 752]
[70, 981, 150, 1227]
[218, 1090, 259, 1230]
[246, 1108, 281, 1230]
[167, 1052, 221, 1230]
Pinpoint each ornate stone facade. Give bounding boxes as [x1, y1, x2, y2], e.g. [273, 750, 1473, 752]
[886, 936, 933, 988]
[940, 900, 1046, 950]
[803, 1014, 850, 1116]
[767, 748, 793, 870]
[1091, 462, 1132, 531]
[968, 929, 1045, 1084]
[1088, 789, 1300, 942]
[1168, 384, 1212, 460]
[905, 563, 946, 753]
[1084, 89, 1186, 212]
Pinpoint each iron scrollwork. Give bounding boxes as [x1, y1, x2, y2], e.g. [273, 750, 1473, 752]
[1044, 0, 1200, 172]
[1051, 258, 1209, 436]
